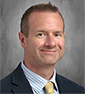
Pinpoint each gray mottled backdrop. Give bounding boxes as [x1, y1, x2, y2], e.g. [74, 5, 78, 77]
[1, 0, 85, 87]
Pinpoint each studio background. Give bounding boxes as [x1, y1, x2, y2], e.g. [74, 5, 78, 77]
[1, 0, 85, 87]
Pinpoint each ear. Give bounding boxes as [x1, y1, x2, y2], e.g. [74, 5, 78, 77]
[18, 32, 26, 49]
[64, 32, 65, 38]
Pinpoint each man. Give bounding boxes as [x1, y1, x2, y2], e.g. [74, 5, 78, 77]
[0, 2, 84, 94]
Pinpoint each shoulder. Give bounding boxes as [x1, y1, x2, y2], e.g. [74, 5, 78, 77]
[0, 63, 22, 93]
[0, 72, 14, 93]
[0, 74, 11, 85]
[0, 63, 21, 85]
[56, 74, 85, 93]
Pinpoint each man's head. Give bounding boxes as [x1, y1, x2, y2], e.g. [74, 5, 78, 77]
[19, 2, 65, 69]
[20, 2, 65, 37]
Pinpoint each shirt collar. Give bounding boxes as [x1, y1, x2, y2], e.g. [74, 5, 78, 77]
[21, 61, 58, 93]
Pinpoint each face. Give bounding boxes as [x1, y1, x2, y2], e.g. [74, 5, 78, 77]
[24, 12, 65, 67]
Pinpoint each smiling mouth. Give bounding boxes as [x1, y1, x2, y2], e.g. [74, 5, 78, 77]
[40, 49, 58, 54]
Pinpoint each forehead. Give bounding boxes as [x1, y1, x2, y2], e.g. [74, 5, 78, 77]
[28, 11, 64, 32]
[29, 11, 63, 23]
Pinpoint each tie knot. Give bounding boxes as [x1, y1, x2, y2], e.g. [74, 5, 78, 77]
[45, 81, 54, 94]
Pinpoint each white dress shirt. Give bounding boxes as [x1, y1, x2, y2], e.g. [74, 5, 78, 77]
[21, 61, 59, 94]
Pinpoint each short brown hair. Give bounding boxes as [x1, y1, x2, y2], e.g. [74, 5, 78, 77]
[21, 2, 64, 37]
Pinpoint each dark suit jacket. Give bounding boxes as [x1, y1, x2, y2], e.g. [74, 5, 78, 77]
[0, 62, 85, 94]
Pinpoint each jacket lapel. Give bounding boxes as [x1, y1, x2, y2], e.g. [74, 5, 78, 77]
[56, 74, 79, 93]
[11, 63, 33, 94]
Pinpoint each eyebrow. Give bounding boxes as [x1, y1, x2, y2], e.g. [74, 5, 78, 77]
[35, 30, 63, 33]
[35, 30, 47, 33]
[55, 31, 64, 33]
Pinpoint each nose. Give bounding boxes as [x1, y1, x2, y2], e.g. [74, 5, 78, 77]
[44, 35, 56, 48]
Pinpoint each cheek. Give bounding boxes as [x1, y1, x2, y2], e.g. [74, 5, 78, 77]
[58, 39, 65, 49]
[32, 39, 45, 50]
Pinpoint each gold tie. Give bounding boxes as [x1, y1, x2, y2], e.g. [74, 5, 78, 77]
[45, 81, 54, 94]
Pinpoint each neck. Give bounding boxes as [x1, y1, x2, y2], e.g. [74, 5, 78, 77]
[23, 60, 55, 80]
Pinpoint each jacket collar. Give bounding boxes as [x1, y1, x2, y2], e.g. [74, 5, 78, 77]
[56, 73, 79, 93]
[11, 62, 33, 94]
[56, 74, 67, 93]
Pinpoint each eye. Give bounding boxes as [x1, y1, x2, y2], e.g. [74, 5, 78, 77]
[37, 33, 45, 38]
[55, 34, 60, 36]
[38, 33, 44, 36]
